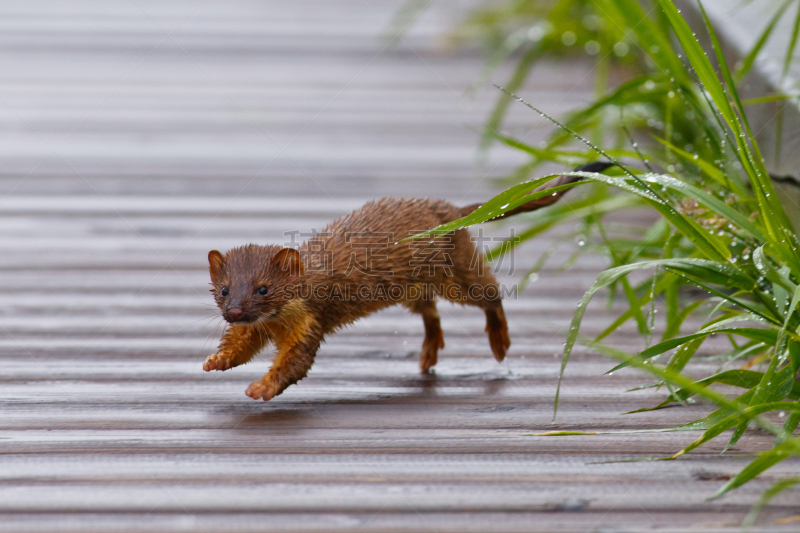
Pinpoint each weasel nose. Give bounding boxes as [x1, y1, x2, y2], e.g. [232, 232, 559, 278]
[228, 308, 244, 321]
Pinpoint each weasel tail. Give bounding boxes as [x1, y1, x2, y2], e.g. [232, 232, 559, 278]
[459, 161, 615, 219]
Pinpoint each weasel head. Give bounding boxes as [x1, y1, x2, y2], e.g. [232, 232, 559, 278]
[208, 244, 304, 326]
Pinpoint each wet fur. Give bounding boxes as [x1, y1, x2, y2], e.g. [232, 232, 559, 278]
[204, 163, 611, 400]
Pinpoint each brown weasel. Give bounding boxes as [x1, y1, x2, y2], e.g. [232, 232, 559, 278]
[204, 162, 612, 401]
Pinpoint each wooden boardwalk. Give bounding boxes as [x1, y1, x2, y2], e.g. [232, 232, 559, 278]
[0, 2, 797, 531]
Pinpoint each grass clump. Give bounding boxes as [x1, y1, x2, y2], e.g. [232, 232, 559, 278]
[413, 0, 800, 515]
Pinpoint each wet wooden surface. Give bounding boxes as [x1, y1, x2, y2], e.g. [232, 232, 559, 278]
[0, 1, 798, 532]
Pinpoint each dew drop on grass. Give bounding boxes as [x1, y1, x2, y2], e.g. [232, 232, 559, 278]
[527, 25, 546, 42]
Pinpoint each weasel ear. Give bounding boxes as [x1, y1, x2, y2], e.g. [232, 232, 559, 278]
[273, 248, 304, 277]
[208, 250, 226, 284]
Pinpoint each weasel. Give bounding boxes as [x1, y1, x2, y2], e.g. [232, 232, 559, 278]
[204, 162, 612, 401]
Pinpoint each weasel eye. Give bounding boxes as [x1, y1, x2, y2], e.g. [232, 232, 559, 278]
[221, 287, 229, 297]
[257, 286, 268, 296]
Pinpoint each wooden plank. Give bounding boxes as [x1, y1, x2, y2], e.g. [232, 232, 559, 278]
[0, 1, 796, 531]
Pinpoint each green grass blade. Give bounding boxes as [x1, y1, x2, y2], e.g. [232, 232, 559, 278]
[585, 339, 780, 435]
[417, 169, 734, 261]
[677, 403, 800, 460]
[656, 0, 739, 132]
[710, 437, 800, 499]
[409, 173, 577, 239]
[556, 258, 756, 416]
[480, 45, 542, 153]
[783, 0, 800, 80]
[697, 1, 800, 271]
[608, 327, 779, 373]
[653, 137, 746, 196]
[663, 0, 793, 254]
[780, 400, 800, 444]
[490, 132, 588, 165]
[790, 339, 800, 376]
[743, 476, 800, 527]
[663, 368, 800, 405]
[754, 245, 798, 293]
[638, 171, 763, 241]
[599, 0, 687, 84]
[557, 75, 672, 132]
[577, 172, 733, 261]
[663, 292, 702, 341]
[734, 0, 794, 82]
[666, 336, 704, 375]
[486, 195, 640, 261]
[743, 93, 800, 105]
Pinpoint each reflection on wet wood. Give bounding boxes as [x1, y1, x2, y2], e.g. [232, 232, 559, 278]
[0, 1, 797, 531]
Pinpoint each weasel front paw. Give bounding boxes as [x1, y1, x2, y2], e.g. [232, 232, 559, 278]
[245, 380, 280, 401]
[203, 353, 233, 372]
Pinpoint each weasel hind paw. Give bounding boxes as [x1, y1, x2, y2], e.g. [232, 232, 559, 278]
[419, 333, 444, 373]
[203, 353, 233, 372]
[487, 327, 510, 363]
[245, 380, 280, 401]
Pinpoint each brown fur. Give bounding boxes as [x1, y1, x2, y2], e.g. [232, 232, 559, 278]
[204, 163, 611, 400]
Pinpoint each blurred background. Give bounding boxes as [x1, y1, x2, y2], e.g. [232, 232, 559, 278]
[3, 2, 798, 531]
[0, 0, 526, 196]
[0, 0, 600, 355]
